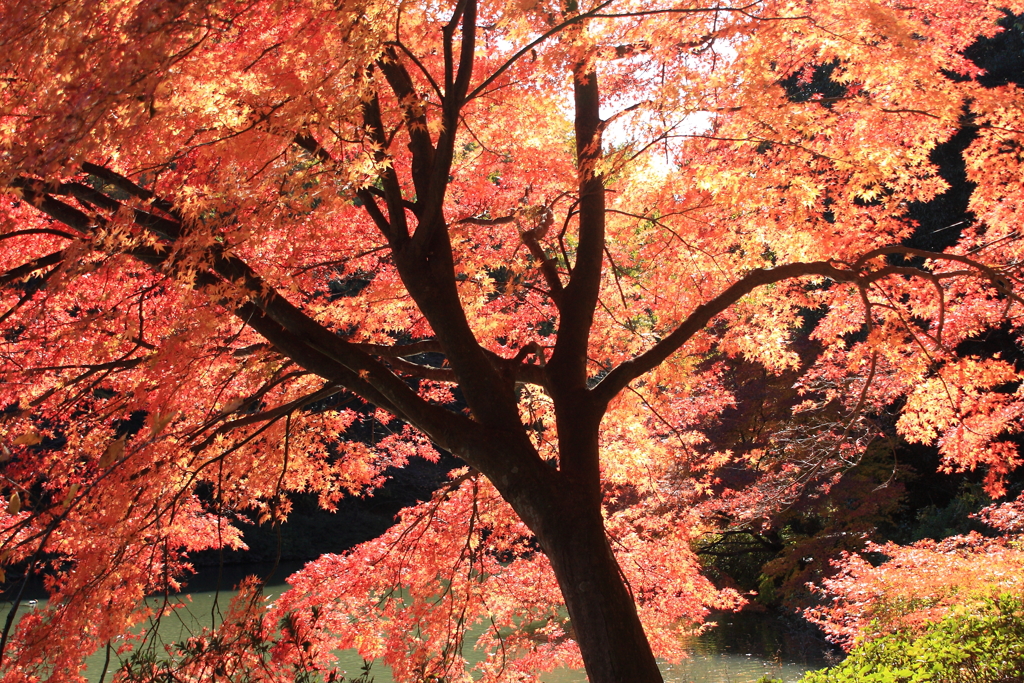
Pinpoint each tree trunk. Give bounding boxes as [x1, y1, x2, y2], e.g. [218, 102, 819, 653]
[534, 501, 664, 683]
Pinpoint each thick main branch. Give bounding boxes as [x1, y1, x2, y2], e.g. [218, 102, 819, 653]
[548, 63, 605, 392]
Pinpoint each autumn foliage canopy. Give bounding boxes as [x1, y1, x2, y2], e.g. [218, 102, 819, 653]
[2, 0, 1024, 681]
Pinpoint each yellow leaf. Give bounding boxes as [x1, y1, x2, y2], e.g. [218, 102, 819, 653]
[150, 412, 175, 438]
[222, 398, 245, 414]
[12, 430, 41, 446]
[62, 483, 80, 509]
[0, 446, 11, 462]
[7, 492, 20, 514]
[99, 436, 125, 468]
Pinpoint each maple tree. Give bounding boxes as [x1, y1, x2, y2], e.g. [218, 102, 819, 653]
[2, 0, 1024, 681]
[806, 492, 1024, 651]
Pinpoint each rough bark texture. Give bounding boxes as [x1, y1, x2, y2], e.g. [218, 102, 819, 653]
[541, 503, 665, 683]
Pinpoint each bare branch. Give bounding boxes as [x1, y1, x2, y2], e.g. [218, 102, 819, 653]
[191, 382, 343, 452]
[355, 340, 443, 357]
[593, 261, 858, 404]
[0, 250, 65, 287]
[466, 0, 618, 102]
[81, 161, 178, 216]
[293, 133, 334, 165]
[378, 46, 436, 200]
[388, 357, 458, 382]
[454, 215, 516, 226]
[521, 231, 564, 308]
[0, 228, 80, 242]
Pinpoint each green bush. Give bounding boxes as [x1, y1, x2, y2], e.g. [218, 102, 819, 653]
[800, 594, 1024, 683]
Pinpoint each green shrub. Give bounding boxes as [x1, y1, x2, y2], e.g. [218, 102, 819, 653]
[800, 594, 1024, 683]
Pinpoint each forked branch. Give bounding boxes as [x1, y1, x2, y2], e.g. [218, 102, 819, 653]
[593, 261, 857, 404]
[5, 171, 483, 458]
[593, 248, 1021, 407]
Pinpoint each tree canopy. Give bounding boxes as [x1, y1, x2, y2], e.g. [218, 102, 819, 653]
[2, 0, 1024, 681]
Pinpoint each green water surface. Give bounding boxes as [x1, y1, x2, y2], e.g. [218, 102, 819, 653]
[5, 563, 831, 682]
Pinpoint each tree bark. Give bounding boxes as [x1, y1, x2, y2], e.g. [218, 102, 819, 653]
[535, 499, 664, 683]
[477, 423, 664, 683]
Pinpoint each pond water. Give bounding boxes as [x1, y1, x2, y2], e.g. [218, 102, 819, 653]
[5, 563, 836, 682]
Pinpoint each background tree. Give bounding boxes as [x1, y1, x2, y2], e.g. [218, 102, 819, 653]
[806, 493, 1024, 648]
[2, 0, 1024, 681]
[699, 12, 1024, 610]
